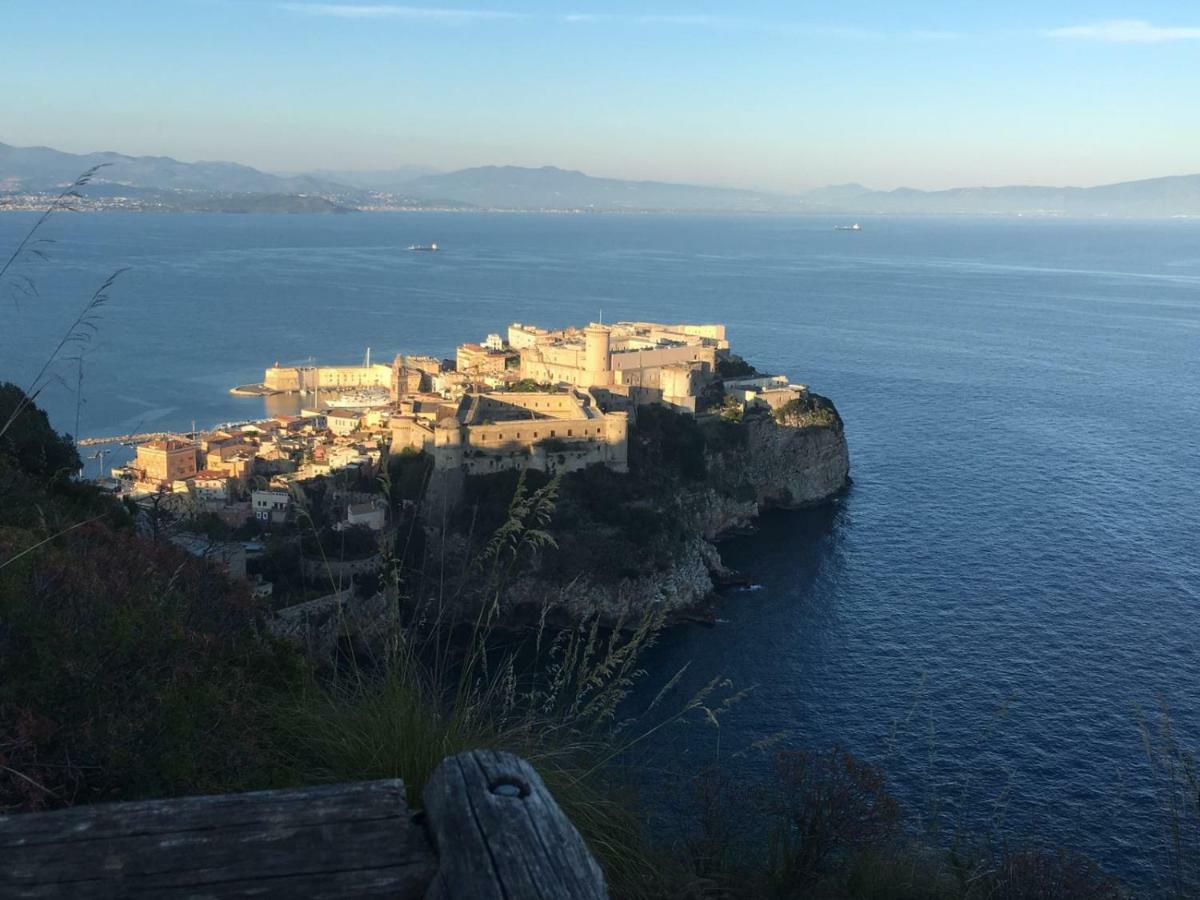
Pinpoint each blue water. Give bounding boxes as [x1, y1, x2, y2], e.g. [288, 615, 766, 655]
[2, 212, 1198, 884]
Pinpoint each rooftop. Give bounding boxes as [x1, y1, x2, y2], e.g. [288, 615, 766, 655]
[141, 439, 195, 452]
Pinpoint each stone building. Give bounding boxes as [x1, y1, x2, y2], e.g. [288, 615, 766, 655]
[390, 354, 442, 401]
[192, 470, 233, 504]
[263, 362, 392, 394]
[393, 388, 628, 481]
[252, 489, 292, 524]
[511, 321, 724, 410]
[135, 439, 198, 487]
[455, 342, 517, 375]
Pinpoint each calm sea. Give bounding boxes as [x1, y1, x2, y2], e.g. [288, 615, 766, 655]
[2, 211, 1198, 884]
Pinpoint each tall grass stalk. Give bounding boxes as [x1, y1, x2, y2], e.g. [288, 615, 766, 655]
[1, 167, 122, 444]
[270, 464, 725, 897]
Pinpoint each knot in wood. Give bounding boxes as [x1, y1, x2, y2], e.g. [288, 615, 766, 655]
[488, 777, 528, 799]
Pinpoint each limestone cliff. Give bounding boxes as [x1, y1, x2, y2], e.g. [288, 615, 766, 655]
[705, 396, 851, 519]
[496, 395, 850, 626]
[504, 536, 721, 626]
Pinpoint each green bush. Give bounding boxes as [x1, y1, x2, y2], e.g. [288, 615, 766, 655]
[0, 525, 301, 809]
[0, 382, 81, 483]
[774, 396, 838, 429]
[508, 378, 554, 393]
[716, 352, 758, 379]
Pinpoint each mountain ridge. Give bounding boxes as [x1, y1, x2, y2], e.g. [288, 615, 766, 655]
[3, 141, 1199, 216]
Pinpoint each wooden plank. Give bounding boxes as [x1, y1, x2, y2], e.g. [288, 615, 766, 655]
[0, 781, 398, 846]
[422, 750, 607, 900]
[0, 780, 436, 899]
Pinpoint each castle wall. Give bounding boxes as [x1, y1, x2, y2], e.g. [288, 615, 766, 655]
[263, 364, 392, 393]
[389, 419, 435, 454]
[611, 344, 716, 379]
[472, 392, 594, 420]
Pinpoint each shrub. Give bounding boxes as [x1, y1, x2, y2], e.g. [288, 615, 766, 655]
[301, 523, 379, 561]
[0, 382, 81, 482]
[766, 746, 900, 888]
[987, 846, 1121, 900]
[774, 396, 836, 429]
[0, 525, 301, 809]
[716, 352, 758, 378]
[508, 378, 554, 393]
[630, 404, 707, 482]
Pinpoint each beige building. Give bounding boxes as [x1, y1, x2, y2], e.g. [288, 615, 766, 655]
[511, 321, 723, 410]
[391, 354, 442, 401]
[456, 342, 517, 375]
[326, 410, 363, 436]
[136, 439, 198, 486]
[724, 375, 810, 412]
[263, 362, 392, 394]
[192, 470, 233, 503]
[393, 388, 628, 481]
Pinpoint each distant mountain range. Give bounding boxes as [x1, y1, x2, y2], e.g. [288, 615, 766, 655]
[832, 176, 1200, 218]
[3, 141, 1199, 217]
[397, 165, 795, 212]
[0, 142, 355, 197]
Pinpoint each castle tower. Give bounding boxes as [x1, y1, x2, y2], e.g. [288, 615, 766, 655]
[432, 417, 465, 470]
[603, 410, 629, 473]
[426, 417, 467, 513]
[584, 324, 612, 387]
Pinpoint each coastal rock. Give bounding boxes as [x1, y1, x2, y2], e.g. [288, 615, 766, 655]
[505, 534, 718, 626]
[706, 399, 850, 515]
[680, 487, 759, 541]
[507, 399, 849, 626]
[421, 395, 850, 629]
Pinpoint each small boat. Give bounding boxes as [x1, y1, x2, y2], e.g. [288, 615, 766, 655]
[408, 243, 439, 251]
[834, 224, 861, 232]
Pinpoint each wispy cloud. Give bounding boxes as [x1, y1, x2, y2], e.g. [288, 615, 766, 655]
[279, 4, 960, 40]
[907, 29, 964, 42]
[1044, 19, 1200, 43]
[279, 3, 527, 23]
[562, 13, 883, 39]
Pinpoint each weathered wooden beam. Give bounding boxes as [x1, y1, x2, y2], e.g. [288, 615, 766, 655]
[0, 779, 435, 899]
[422, 750, 608, 900]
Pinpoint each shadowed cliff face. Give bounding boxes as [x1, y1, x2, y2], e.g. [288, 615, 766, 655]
[500, 398, 850, 626]
[706, 396, 850, 516]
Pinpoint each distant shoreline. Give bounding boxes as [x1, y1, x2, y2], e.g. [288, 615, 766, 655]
[2, 202, 1198, 220]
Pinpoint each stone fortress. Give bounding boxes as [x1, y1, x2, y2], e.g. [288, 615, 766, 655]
[387, 320, 808, 491]
[113, 319, 816, 585]
[206, 320, 810, 508]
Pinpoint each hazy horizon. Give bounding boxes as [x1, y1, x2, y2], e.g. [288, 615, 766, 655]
[6, 137, 1200, 196]
[4, 1, 1199, 192]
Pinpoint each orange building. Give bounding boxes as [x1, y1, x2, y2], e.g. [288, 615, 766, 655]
[136, 439, 198, 486]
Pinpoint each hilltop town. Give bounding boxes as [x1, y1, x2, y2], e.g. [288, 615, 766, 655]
[107, 320, 840, 626]
[123, 320, 811, 508]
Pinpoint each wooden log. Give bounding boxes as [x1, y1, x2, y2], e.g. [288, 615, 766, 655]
[422, 750, 607, 900]
[0, 779, 435, 899]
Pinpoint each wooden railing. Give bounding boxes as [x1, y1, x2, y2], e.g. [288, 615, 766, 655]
[0, 750, 607, 899]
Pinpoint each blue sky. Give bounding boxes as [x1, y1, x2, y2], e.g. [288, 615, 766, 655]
[3, 0, 1198, 190]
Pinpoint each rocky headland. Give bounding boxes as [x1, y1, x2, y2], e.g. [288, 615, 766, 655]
[430, 391, 849, 628]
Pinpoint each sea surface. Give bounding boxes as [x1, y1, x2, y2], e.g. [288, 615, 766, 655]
[2, 211, 1198, 885]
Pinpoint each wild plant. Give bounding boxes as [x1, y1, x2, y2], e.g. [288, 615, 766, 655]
[1140, 702, 1200, 898]
[0, 167, 123, 445]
